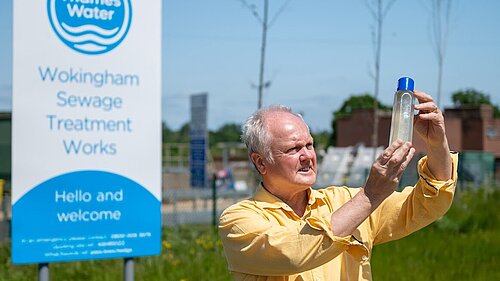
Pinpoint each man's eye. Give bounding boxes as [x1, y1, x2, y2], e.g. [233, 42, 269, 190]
[306, 143, 313, 149]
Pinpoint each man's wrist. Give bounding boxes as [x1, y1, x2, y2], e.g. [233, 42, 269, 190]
[358, 188, 383, 212]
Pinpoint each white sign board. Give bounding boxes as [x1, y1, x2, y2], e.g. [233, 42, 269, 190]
[12, 0, 162, 264]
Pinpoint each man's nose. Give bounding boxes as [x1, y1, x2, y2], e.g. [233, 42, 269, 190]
[299, 147, 314, 161]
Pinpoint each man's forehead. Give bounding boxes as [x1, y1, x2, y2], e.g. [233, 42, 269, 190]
[264, 111, 301, 125]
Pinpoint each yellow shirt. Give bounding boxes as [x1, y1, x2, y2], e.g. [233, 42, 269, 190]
[219, 153, 458, 281]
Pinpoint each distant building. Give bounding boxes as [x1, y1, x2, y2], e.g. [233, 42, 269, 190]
[336, 109, 392, 148]
[336, 105, 500, 155]
[444, 105, 500, 156]
[335, 105, 500, 183]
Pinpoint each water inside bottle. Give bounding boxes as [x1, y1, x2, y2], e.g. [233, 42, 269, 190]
[389, 91, 414, 144]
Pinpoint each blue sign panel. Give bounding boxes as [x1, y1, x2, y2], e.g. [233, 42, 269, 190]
[190, 137, 206, 188]
[12, 171, 160, 263]
[190, 93, 208, 188]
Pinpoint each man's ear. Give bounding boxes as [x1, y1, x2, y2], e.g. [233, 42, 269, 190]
[250, 152, 266, 175]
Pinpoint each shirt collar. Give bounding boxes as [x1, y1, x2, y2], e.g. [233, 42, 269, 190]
[253, 183, 327, 209]
[308, 187, 327, 205]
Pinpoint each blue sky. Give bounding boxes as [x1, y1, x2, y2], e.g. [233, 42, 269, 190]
[1, 0, 500, 131]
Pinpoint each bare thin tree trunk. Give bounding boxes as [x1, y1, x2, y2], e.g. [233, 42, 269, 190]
[239, 0, 292, 109]
[257, 0, 269, 109]
[430, 0, 453, 108]
[366, 0, 396, 161]
[372, 1, 382, 158]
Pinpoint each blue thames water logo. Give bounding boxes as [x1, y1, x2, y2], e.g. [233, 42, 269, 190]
[47, 0, 132, 55]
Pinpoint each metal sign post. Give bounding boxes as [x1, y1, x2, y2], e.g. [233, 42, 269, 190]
[38, 263, 49, 281]
[124, 258, 134, 281]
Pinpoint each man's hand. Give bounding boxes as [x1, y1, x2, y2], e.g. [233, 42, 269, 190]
[413, 90, 447, 146]
[413, 90, 452, 181]
[329, 141, 415, 237]
[363, 140, 415, 205]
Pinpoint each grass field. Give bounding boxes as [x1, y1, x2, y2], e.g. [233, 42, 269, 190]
[0, 226, 231, 281]
[1, 187, 498, 281]
[372, 187, 500, 280]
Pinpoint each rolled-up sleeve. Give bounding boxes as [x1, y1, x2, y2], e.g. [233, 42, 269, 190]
[371, 152, 459, 245]
[419, 152, 459, 197]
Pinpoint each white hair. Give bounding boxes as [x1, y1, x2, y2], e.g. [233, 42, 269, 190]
[241, 105, 308, 163]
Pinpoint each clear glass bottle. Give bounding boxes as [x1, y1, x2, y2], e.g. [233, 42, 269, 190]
[389, 77, 415, 144]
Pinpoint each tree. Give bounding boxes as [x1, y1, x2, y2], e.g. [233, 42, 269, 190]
[330, 94, 390, 146]
[162, 122, 190, 143]
[162, 122, 174, 143]
[423, 0, 454, 108]
[311, 130, 332, 151]
[177, 123, 191, 143]
[238, 0, 292, 109]
[365, 0, 396, 156]
[209, 123, 242, 146]
[451, 89, 500, 118]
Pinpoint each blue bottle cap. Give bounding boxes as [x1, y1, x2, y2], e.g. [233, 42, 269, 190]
[397, 77, 414, 91]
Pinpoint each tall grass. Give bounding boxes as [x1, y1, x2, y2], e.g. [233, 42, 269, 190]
[372, 187, 500, 280]
[0, 188, 498, 280]
[0, 226, 231, 281]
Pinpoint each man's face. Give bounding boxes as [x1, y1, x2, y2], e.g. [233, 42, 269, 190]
[262, 112, 317, 190]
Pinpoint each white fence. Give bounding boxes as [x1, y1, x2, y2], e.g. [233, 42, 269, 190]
[162, 188, 253, 226]
[315, 145, 384, 188]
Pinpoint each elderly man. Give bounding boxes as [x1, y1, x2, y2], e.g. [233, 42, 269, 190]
[219, 91, 458, 281]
